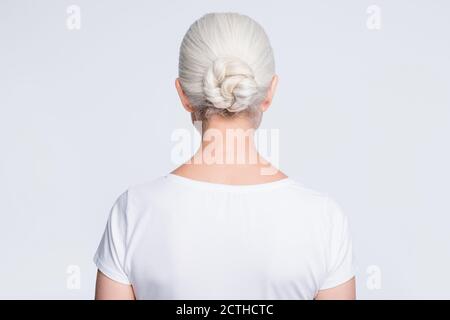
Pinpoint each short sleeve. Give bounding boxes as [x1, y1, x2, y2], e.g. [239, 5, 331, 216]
[93, 191, 131, 285]
[320, 197, 355, 290]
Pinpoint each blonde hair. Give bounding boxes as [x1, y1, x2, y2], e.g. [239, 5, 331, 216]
[178, 13, 275, 125]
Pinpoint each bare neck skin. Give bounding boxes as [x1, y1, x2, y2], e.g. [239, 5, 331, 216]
[172, 115, 287, 185]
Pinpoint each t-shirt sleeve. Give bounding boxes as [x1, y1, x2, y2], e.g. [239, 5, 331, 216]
[319, 197, 355, 290]
[93, 191, 131, 285]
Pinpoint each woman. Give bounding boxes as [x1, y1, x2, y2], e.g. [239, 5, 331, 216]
[94, 12, 355, 300]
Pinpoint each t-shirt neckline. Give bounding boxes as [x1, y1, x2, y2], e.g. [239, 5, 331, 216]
[164, 173, 294, 192]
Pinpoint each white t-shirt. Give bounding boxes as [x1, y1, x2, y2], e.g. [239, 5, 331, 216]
[94, 174, 355, 299]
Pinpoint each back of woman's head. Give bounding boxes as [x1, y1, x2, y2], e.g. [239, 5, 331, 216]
[178, 13, 275, 126]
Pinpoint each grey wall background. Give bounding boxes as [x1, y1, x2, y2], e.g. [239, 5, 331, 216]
[1, 0, 449, 299]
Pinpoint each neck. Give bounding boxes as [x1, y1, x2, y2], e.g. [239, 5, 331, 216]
[172, 116, 286, 184]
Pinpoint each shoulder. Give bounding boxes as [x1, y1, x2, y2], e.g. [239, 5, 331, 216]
[284, 179, 347, 223]
[127, 176, 168, 197]
[283, 179, 329, 207]
[121, 175, 174, 212]
[103, 176, 169, 231]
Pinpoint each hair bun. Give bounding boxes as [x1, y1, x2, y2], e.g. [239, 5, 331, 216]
[203, 56, 259, 113]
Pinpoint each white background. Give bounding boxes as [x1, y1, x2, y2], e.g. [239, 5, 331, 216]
[1, 0, 449, 299]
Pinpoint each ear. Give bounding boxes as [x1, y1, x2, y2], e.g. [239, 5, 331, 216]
[260, 75, 279, 113]
[175, 78, 195, 113]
